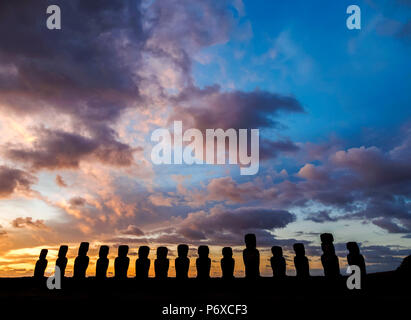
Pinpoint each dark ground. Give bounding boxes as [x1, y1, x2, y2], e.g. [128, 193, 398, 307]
[0, 272, 409, 318]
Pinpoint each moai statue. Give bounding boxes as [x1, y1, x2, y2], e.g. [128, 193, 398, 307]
[73, 242, 89, 279]
[96, 245, 110, 279]
[34, 249, 48, 278]
[320, 233, 334, 244]
[221, 247, 235, 279]
[56, 245, 68, 278]
[154, 246, 169, 279]
[346, 242, 366, 278]
[397, 255, 411, 279]
[293, 243, 310, 278]
[320, 233, 340, 278]
[270, 246, 286, 278]
[175, 244, 190, 280]
[196, 245, 211, 280]
[243, 233, 260, 279]
[135, 246, 151, 279]
[115, 245, 130, 279]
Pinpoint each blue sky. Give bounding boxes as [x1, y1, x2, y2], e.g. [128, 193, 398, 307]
[194, 0, 411, 146]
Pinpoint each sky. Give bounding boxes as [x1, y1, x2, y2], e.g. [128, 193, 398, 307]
[0, 0, 410, 277]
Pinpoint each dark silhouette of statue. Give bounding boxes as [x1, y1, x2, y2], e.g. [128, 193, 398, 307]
[293, 243, 309, 278]
[196, 245, 211, 279]
[175, 244, 190, 280]
[320, 233, 340, 278]
[96, 245, 109, 279]
[270, 246, 286, 278]
[73, 242, 89, 279]
[55, 245, 68, 278]
[135, 246, 151, 279]
[397, 255, 411, 278]
[321, 243, 340, 278]
[155, 246, 169, 279]
[320, 233, 334, 244]
[34, 249, 48, 278]
[243, 233, 260, 279]
[114, 245, 129, 279]
[346, 242, 366, 278]
[221, 247, 235, 279]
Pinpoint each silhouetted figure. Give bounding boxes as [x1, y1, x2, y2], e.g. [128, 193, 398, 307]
[221, 247, 235, 279]
[346, 242, 366, 278]
[320, 233, 340, 278]
[175, 244, 190, 280]
[321, 243, 340, 278]
[270, 246, 286, 278]
[96, 245, 109, 279]
[135, 246, 151, 279]
[320, 233, 334, 244]
[293, 243, 310, 278]
[396, 255, 411, 278]
[155, 246, 169, 279]
[196, 245, 211, 279]
[55, 245, 68, 278]
[73, 242, 89, 279]
[34, 249, 48, 278]
[243, 233, 260, 279]
[115, 245, 129, 279]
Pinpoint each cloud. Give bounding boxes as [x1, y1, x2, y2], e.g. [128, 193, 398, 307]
[171, 128, 411, 235]
[305, 211, 338, 223]
[119, 205, 297, 247]
[169, 85, 304, 131]
[0, 165, 37, 198]
[349, 244, 409, 273]
[174, 176, 279, 207]
[260, 139, 300, 160]
[11, 217, 49, 230]
[297, 163, 329, 181]
[372, 218, 410, 233]
[148, 194, 174, 207]
[119, 225, 145, 236]
[0, 0, 237, 171]
[68, 197, 87, 207]
[0, 0, 143, 117]
[205, 176, 280, 204]
[53, 188, 174, 238]
[205, 177, 263, 203]
[0, 0, 301, 177]
[0, 0, 147, 173]
[0, 225, 6, 237]
[331, 146, 411, 187]
[176, 206, 295, 242]
[371, 1, 411, 43]
[4, 128, 135, 170]
[0, 0, 255, 174]
[254, 31, 315, 83]
[287, 134, 411, 234]
[55, 175, 67, 187]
